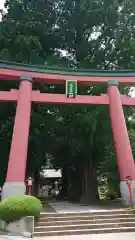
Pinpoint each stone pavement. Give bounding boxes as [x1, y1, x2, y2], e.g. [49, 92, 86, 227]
[37, 233, 135, 240]
[0, 233, 135, 240]
[48, 201, 125, 213]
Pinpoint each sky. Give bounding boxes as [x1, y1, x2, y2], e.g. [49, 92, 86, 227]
[0, 0, 5, 9]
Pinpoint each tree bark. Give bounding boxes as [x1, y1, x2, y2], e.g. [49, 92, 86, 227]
[34, 168, 40, 196]
[80, 158, 99, 204]
[58, 166, 68, 200]
[67, 165, 82, 202]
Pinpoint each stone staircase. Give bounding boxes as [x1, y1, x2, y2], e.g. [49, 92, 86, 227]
[34, 208, 135, 237]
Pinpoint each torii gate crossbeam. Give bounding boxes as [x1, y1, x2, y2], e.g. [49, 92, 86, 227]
[1, 89, 135, 106]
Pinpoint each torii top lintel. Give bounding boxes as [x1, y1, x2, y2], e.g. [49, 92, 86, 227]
[0, 61, 135, 85]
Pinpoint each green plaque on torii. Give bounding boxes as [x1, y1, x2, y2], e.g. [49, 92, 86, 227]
[66, 80, 77, 97]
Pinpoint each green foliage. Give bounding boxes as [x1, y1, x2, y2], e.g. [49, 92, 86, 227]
[0, 195, 42, 222]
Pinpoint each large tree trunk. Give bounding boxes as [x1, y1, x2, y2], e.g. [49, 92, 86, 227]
[58, 167, 68, 200]
[34, 168, 40, 196]
[67, 165, 82, 202]
[80, 158, 99, 204]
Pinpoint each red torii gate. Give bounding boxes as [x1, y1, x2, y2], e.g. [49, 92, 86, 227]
[1, 61, 135, 205]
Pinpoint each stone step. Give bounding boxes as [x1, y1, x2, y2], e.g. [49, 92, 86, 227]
[36, 217, 135, 226]
[39, 209, 133, 217]
[34, 226, 135, 236]
[38, 213, 135, 221]
[35, 221, 135, 232]
[35, 206, 135, 237]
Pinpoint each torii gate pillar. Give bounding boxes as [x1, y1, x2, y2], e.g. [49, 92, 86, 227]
[107, 80, 135, 205]
[1, 77, 32, 200]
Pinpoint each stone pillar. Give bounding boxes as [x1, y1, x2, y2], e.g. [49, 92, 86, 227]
[2, 76, 32, 199]
[107, 80, 135, 205]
